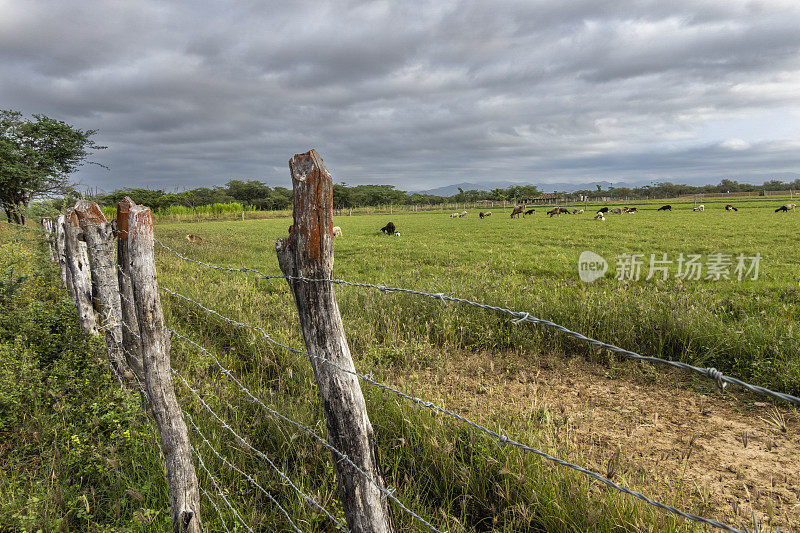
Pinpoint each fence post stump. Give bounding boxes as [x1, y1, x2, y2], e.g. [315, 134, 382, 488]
[41, 218, 57, 262]
[276, 149, 396, 533]
[64, 207, 100, 336]
[75, 200, 133, 382]
[55, 214, 76, 297]
[115, 197, 145, 383]
[128, 203, 202, 533]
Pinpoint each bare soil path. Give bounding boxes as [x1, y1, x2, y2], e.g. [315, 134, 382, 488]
[398, 351, 799, 531]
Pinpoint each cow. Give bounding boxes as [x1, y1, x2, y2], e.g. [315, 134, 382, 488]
[524, 209, 535, 217]
[725, 204, 738, 211]
[332, 226, 343, 237]
[594, 213, 605, 221]
[693, 204, 704, 212]
[657, 205, 672, 211]
[510, 206, 524, 218]
[185, 234, 203, 244]
[597, 207, 609, 214]
[611, 207, 623, 215]
[548, 207, 570, 217]
[624, 207, 638, 213]
[775, 203, 796, 213]
[577, 209, 584, 214]
[381, 222, 396, 234]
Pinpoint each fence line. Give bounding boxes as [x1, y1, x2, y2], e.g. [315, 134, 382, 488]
[199, 487, 231, 533]
[170, 325, 441, 533]
[162, 287, 744, 532]
[34, 184, 786, 531]
[170, 363, 351, 533]
[191, 443, 254, 533]
[155, 239, 800, 406]
[182, 410, 302, 533]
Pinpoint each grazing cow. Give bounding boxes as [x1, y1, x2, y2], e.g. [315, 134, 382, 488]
[725, 204, 738, 211]
[510, 206, 524, 218]
[332, 226, 343, 237]
[548, 207, 570, 217]
[524, 209, 535, 217]
[693, 204, 704, 212]
[450, 212, 460, 218]
[381, 222, 396, 234]
[185, 234, 203, 244]
[484, 211, 492, 217]
[657, 205, 672, 211]
[594, 213, 605, 221]
[775, 203, 796, 212]
[597, 207, 609, 214]
[624, 207, 638, 213]
[577, 209, 584, 214]
[611, 207, 623, 215]
[460, 211, 468, 217]
[394, 232, 401, 237]
[479, 211, 485, 219]
[572, 208, 578, 214]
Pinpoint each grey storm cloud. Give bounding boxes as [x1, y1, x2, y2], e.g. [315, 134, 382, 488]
[2, 0, 799, 192]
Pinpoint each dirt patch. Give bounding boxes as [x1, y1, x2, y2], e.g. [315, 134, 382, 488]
[398, 351, 800, 531]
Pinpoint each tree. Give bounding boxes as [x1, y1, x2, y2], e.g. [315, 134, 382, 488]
[0, 110, 105, 224]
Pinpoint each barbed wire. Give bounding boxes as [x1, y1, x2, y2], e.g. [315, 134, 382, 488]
[154, 238, 800, 405]
[183, 409, 302, 533]
[170, 326, 441, 533]
[162, 287, 742, 532]
[192, 443, 254, 532]
[171, 364, 350, 532]
[199, 486, 231, 533]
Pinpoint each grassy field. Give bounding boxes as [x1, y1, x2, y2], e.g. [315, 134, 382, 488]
[149, 199, 798, 531]
[1, 198, 797, 531]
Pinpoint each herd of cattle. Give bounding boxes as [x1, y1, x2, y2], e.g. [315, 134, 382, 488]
[440, 202, 799, 222]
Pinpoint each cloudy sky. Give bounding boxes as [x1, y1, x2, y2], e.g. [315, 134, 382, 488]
[3, 0, 800, 192]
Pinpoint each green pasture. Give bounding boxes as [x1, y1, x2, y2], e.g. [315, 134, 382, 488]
[144, 200, 797, 531]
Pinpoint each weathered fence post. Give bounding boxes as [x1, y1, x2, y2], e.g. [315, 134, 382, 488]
[128, 203, 202, 533]
[41, 218, 57, 262]
[276, 150, 396, 533]
[75, 200, 132, 382]
[55, 214, 76, 297]
[63, 207, 100, 336]
[115, 197, 145, 383]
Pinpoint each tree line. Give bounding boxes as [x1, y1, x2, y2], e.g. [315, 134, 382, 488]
[3, 109, 799, 224]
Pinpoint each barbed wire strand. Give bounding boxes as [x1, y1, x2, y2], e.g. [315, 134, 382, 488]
[192, 443, 254, 533]
[171, 364, 350, 533]
[170, 326, 441, 533]
[163, 287, 743, 533]
[199, 486, 231, 533]
[183, 409, 303, 533]
[154, 238, 800, 406]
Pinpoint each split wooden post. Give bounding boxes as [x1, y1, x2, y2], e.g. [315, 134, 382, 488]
[115, 197, 145, 382]
[63, 207, 100, 336]
[41, 218, 57, 262]
[55, 214, 76, 297]
[276, 150, 396, 533]
[75, 200, 131, 381]
[127, 203, 202, 533]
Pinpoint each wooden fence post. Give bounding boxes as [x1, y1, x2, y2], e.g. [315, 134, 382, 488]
[128, 203, 202, 533]
[115, 197, 145, 382]
[41, 218, 57, 262]
[63, 207, 100, 336]
[55, 214, 76, 297]
[276, 150, 396, 533]
[75, 200, 132, 382]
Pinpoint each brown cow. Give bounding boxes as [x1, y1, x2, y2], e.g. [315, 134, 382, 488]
[185, 234, 203, 244]
[510, 206, 524, 218]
